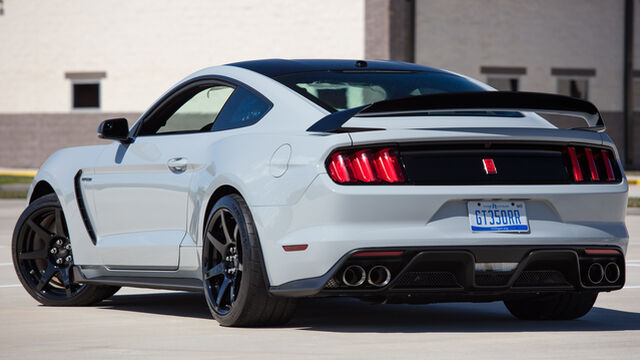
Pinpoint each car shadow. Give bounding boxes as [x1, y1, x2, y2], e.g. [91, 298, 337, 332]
[97, 291, 640, 332]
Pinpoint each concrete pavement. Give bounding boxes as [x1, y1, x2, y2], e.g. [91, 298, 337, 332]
[0, 200, 639, 359]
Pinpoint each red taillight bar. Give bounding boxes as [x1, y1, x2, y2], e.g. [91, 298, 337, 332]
[567, 147, 584, 182]
[328, 152, 355, 184]
[584, 148, 599, 181]
[351, 150, 379, 183]
[352, 250, 404, 257]
[601, 150, 616, 182]
[373, 148, 405, 183]
[327, 148, 405, 184]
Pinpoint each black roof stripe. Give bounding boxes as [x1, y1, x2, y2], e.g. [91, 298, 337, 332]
[227, 59, 444, 78]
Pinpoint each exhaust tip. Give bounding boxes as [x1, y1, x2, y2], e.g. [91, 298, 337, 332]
[342, 265, 366, 287]
[604, 262, 621, 283]
[587, 263, 604, 284]
[367, 265, 391, 287]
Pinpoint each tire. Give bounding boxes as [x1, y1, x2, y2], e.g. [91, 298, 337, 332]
[202, 194, 296, 327]
[504, 292, 598, 320]
[12, 193, 120, 306]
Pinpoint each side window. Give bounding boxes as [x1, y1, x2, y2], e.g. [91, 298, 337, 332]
[155, 85, 235, 134]
[211, 86, 271, 131]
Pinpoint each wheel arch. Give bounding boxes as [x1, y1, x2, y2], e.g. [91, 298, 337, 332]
[30, 180, 55, 203]
[204, 185, 243, 226]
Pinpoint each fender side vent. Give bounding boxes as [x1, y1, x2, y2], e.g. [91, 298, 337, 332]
[74, 170, 97, 245]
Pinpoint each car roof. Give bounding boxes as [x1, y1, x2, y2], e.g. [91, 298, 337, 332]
[227, 59, 445, 78]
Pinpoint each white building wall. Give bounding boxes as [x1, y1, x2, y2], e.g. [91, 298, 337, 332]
[0, 0, 365, 113]
[415, 0, 624, 111]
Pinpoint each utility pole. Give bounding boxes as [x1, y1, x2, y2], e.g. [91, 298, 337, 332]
[623, 0, 634, 167]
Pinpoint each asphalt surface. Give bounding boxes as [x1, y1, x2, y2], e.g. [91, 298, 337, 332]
[0, 199, 639, 359]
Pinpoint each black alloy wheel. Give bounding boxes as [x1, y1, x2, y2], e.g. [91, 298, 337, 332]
[203, 208, 243, 314]
[13, 194, 119, 306]
[202, 194, 296, 326]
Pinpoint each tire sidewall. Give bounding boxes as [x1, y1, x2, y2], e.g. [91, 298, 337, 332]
[202, 194, 260, 325]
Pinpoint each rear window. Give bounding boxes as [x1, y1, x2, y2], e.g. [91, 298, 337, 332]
[274, 71, 487, 112]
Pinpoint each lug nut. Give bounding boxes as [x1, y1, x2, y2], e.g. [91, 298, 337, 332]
[55, 239, 64, 246]
[50, 248, 58, 254]
[55, 258, 63, 265]
[65, 244, 72, 250]
[65, 255, 72, 262]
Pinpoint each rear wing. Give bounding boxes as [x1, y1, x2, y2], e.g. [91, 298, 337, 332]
[306, 91, 605, 133]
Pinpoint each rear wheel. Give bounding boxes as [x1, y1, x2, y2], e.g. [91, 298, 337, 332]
[12, 194, 120, 306]
[202, 194, 296, 327]
[504, 292, 598, 320]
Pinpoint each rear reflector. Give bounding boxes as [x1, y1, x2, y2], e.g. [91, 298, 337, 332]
[327, 147, 405, 184]
[352, 250, 404, 257]
[585, 249, 620, 255]
[283, 244, 308, 252]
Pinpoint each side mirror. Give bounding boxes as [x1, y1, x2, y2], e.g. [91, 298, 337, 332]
[98, 118, 133, 143]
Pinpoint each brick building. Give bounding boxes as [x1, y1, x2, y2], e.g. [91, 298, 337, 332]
[1, 0, 639, 168]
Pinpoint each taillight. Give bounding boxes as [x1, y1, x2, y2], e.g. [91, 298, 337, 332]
[327, 148, 405, 184]
[584, 148, 599, 181]
[373, 148, 405, 183]
[328, 152, 355, 184]
[567, 147, 584, 182]
[351, 150, 378, 182]
[565, 146, 619, 183]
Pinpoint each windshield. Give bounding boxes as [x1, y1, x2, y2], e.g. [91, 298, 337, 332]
[275, 71, 488, 112]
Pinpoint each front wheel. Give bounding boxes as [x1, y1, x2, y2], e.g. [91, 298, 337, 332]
[504, 292, 598, 320]
[12, 194, 120, 306]
[202, 194, 296, 327]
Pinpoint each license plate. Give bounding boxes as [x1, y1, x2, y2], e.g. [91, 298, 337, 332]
[467, 201, 529, 233]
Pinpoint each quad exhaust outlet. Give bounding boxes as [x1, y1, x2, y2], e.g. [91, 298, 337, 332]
[604, 262, 621, 284]
[342, 265, 366, 287]
[587, 263, 604, 284]
[367, 265, 391, 287]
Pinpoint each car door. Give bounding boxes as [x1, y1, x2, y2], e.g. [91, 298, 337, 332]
[85, 81, 236, 269]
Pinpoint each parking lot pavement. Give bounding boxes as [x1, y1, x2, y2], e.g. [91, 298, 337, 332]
[0, 199, 639, 359]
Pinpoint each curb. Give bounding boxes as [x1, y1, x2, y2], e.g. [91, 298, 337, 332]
[0, 170, 37, 177]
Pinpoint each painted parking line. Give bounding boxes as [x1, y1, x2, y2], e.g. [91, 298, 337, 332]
[0, 263, 13, 266]
[624, 285, 640, 289]
[0, 284, 20, 288]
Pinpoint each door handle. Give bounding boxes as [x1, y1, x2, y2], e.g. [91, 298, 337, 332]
[167, 157, 188, 173]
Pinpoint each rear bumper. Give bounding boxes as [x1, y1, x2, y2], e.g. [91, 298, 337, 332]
[269, 246, 625, 301]
[252, 175, 628, 287]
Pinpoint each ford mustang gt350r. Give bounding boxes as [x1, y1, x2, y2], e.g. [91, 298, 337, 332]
[12, 59, 628, 326]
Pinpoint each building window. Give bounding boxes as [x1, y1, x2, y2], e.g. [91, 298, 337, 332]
[72, 82, 100, 109]
[551, 68, 595, 100]
[557, 78, 589, 100]
[480, 66, 526, 92]
[65, 72, 106, 110]
[487, 77, 519, 91]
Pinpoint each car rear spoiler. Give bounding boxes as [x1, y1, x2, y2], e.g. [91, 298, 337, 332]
[306, 91, 605, 133]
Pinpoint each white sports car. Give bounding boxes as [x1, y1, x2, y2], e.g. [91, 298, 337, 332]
[12, 59, 628, 326]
